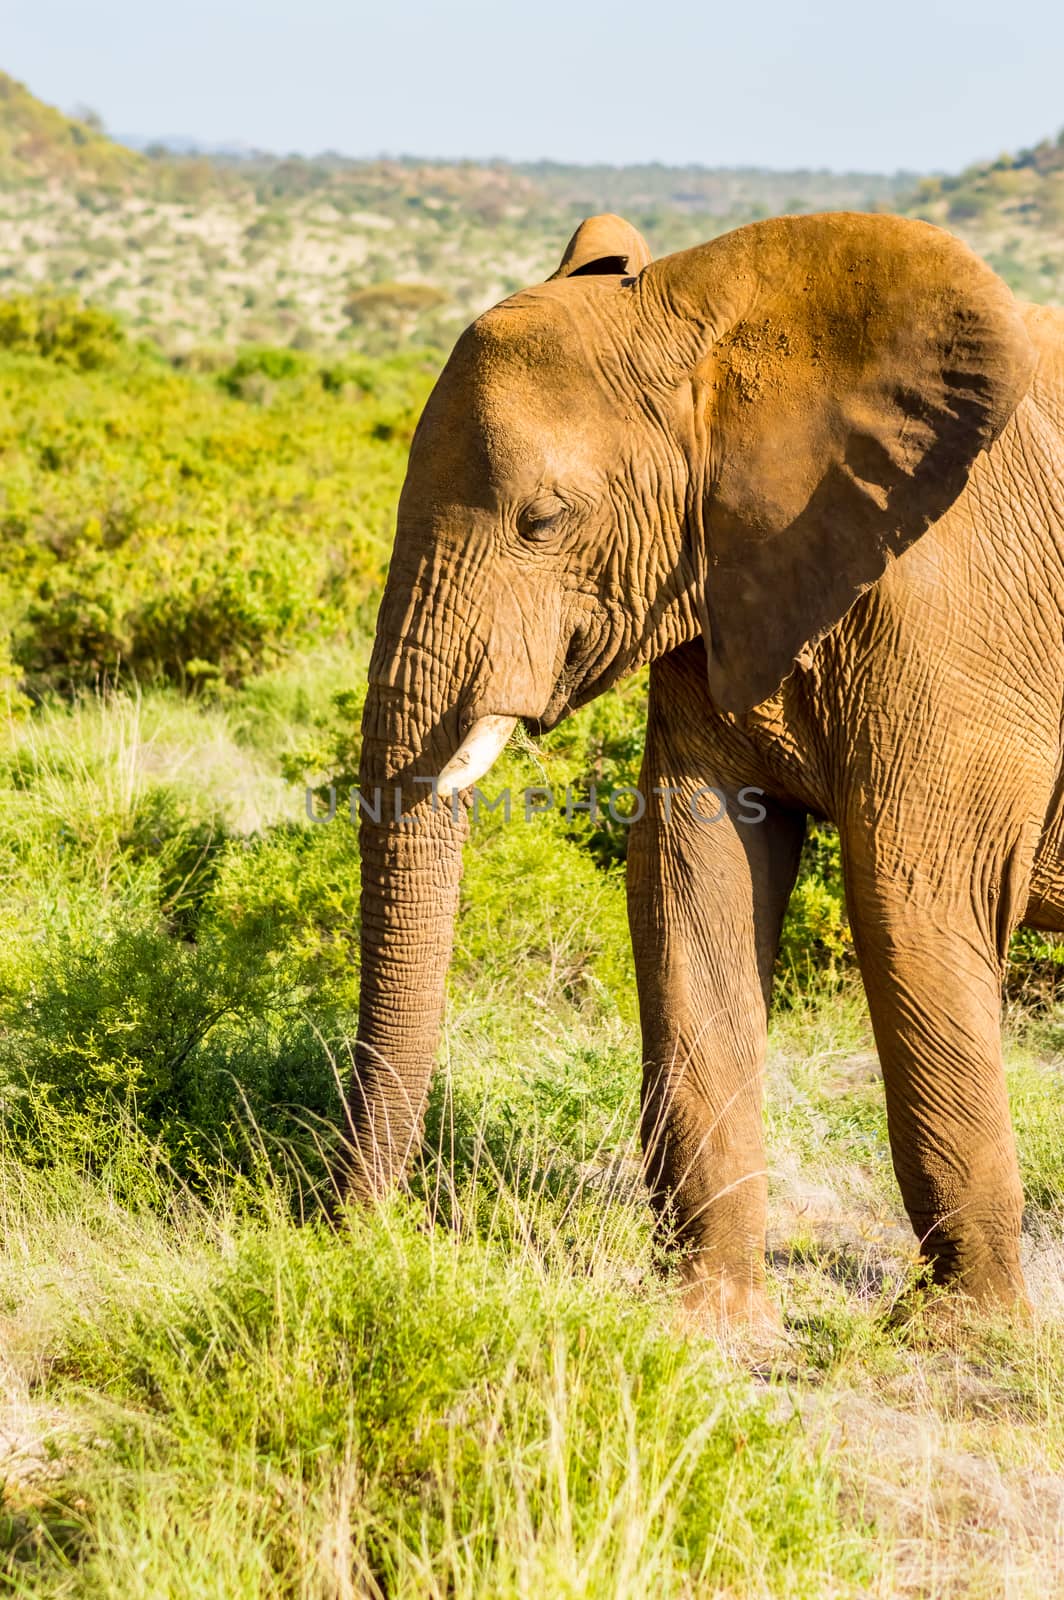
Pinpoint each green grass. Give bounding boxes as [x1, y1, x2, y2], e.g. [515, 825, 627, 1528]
[4, 969, 1064, 1595]
[3, 321, 1064, 1595]
[0, 1167, 871, 1598]
[1, 677, 1064, 1595]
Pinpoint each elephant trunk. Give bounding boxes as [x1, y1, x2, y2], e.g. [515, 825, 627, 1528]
[348, 775, 465, 1199]
[346, 534, 560, 1200]
[345, 560, 473, 1200]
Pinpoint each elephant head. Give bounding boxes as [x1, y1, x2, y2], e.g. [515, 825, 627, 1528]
[348, 209, 1034, 1199]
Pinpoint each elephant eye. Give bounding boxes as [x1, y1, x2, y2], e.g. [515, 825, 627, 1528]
[516, 494, 567, 543]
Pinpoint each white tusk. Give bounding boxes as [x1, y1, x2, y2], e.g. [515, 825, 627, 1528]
[434, 715, 517, 798]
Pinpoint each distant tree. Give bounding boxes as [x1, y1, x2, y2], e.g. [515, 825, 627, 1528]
[1038, 176, 1064, 227]
[245, 211, 293, 244]
[947, 188, 996, 222]
[342, 281, 447, 338]
[72, 105, 104, 133]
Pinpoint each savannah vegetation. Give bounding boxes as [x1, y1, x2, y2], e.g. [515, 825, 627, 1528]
[3, 71, 1064, 1598]
[0, 68, 920, 354]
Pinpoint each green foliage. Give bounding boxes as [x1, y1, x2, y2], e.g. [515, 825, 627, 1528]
[0, 918, 343, 1188]
[536, 670, 650, 867]
[0, 292, 126, 369]
[0, 688, 356, 1191]
[0, 302, 432, 690]
[205, 817, 362, 1004]
[216, 343, 313, 396]
[777, 822, 853, 991]
[454, 771, 635, 1019]
[1005, 927, 1064, 1010]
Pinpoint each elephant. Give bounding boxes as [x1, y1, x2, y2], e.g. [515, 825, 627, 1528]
[349, 205, 1064, 1333]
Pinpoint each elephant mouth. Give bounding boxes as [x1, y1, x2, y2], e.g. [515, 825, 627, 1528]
[434, 604, 624, 788]
[525, 637, 590, 734]
[532, 603, 626, 731]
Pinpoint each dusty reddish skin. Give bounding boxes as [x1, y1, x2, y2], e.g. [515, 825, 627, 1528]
[350, 207, 1064, 1333]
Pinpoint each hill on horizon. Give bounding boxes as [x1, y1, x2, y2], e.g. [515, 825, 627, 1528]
[0, 71, 144, 188]
[0, 68, 1061, 349]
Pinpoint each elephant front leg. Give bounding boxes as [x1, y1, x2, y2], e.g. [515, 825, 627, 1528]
[627, 691, 803, 1331]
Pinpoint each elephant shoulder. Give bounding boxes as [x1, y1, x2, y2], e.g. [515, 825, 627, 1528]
[1016, 302, 1064, 438]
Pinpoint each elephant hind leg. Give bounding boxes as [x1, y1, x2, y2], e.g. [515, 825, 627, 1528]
[843, 843, 1030, 1306]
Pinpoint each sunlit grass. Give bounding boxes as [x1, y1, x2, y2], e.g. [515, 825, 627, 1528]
[3, 673, 1064, 1595]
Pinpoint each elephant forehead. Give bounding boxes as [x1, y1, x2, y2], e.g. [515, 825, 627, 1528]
[412, 308, 621, 497]
[409, 401, 607, 512]
[465, 298, 620, 420]
[477, 389, 609, 488]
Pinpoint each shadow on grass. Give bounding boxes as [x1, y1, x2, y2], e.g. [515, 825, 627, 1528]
[769, 1241, 900, 1298]
[390, 1067, 653, 1283]
[0, 1490, 89, 1586]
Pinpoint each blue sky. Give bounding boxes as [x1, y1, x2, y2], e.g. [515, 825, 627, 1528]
[3, 0, 1062, 172]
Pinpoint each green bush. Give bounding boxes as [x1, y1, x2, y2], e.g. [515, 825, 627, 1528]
[0, 302, 432, 690]
[204, 817, 362, 1004]
[946, 186, 997, 221]
[455, 774, 635, 1018]
[217, 343, 313, 397]
[0, 291, 126, 369]
[0, 688, 361, 1192]
[0, 918, 344, 1187]
[1005, 927, 1064, 1009]
[777, 822, 853, 991]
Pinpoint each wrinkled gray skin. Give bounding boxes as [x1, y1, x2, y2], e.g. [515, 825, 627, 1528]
[350, 208, 1064, 1331]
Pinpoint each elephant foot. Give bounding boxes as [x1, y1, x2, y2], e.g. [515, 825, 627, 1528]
[938, 1262, 1031, 1316]
[674, 1261, 786, 1351]
[886, 1267, 1032, 1344]
[905, 1224, 1031, 1320]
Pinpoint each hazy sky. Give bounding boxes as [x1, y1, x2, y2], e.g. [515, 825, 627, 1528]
[3, 0, 1062, 172]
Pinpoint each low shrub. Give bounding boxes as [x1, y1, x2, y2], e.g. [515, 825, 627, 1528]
[0, 301, 432, 691]
[0, 917, 345, 1189]
[0, 291, 126, 369]
[777, 822, 853, 993]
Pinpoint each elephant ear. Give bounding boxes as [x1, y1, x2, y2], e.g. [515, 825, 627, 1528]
[644, 213, 1036, 714]
[551, 213, 653, 280]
